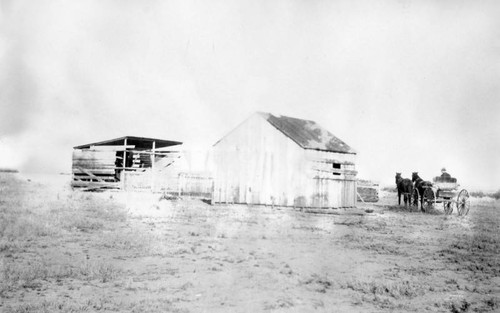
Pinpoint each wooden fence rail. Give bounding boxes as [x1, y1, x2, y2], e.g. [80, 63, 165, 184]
[123, 171, 213, 198]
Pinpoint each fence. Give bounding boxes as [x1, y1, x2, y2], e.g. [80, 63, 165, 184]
[356, 179, 379, 202]
[123, 171, 213, 199]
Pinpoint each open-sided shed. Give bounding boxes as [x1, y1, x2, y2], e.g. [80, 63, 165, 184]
[212, 112, 357, 208]
[72, 136, 182, 191]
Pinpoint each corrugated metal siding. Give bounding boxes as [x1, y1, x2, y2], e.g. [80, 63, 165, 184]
[213, 114, 357, 208]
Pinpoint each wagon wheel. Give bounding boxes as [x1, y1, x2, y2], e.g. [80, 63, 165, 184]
[410, 188, 420, 211]
[456, 189, 470, 216]
[443, 200, 453, 215]
[422, 188, 435, 213]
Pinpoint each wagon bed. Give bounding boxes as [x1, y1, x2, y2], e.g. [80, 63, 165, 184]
[412, 175, 470, 215]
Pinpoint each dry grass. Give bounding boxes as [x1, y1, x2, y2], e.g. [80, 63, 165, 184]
[341, 279, 423, 299]
[0, 175, 126, 238]
[0, 258, 120, 294]
[471, 189, 500, 200]
[300, 273, 334, 293]
[0, 174, 125, 298]
[1, 174, 499, 313]
[3, 298, 189, 313]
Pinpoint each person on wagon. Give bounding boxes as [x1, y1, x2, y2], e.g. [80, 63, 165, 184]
[440, 168, 451, 179]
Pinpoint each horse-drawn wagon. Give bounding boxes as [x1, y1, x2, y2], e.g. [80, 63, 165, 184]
[411, 173, 470, 215]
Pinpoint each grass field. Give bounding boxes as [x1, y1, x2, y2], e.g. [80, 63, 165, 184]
[1, 173, 499, 312]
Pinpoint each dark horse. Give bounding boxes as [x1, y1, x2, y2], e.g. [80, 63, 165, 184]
[412, 172, 433, 211]
[395, 173, 413, 207]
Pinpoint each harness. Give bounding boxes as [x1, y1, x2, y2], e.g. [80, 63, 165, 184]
[414, 177, 431, 189]
[414, 177, 423, 189]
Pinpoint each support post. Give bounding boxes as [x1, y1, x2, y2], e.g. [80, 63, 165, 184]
[151, 140, 156, 192]
[122, 138, 128, 190]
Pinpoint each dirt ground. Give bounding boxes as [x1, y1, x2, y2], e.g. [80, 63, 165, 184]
[1, 173, 499, 312]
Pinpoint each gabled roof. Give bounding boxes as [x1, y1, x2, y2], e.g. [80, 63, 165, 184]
[74, 136, 182, 150]
[258, 112, 356, 154]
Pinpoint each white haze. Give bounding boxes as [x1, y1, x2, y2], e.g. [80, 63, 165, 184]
[0, 0, 499, 190]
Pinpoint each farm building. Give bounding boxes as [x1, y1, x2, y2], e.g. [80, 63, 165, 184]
[212, 112, 357, 208]
[72, 136, 182, 191]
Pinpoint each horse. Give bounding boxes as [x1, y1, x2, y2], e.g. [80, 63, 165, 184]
[395, 173, 413, 207]
[412, 172, 433, 211]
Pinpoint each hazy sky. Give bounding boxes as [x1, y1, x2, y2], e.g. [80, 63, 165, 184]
[0, 0, 499, 190]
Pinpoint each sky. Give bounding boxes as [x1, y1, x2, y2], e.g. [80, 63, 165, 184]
[0, 0, 499, 190]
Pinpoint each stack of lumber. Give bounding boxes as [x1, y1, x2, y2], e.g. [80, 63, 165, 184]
[139, 153, 152, 167]
[132, 154, 141, 168]
[357, 179, 379, 202]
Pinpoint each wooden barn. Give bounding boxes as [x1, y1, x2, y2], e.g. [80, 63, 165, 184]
[212, 112, 357, 208]
[72, 136, 182, 191]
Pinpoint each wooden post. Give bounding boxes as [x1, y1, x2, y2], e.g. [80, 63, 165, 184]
[122, 138, 128, 190]
[151, 140, 156, 192]
[178, 173, 181, 198]
[123, 138, 128, 170]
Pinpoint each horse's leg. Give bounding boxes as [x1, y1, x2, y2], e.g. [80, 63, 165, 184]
[420, 188, 425, 212]
[408, 189, 413, 212]
[416, 187, 421, 211]
[408, 188, 413, 210]
[398, 189, 401, 206]
[405, 190, 410, 209]
[416, 188, 419, 210]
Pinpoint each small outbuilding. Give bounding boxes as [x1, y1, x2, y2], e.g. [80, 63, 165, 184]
[212, 112, 357, 208]
[72, 136, 182, 191]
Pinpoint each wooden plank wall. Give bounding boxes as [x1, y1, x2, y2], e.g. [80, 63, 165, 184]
[72, 150, 116, 174]
[178, 173, 213, 198]
[213, 114, 303, 206]
[72, 150, 119, 189]
[212, 114, 357, 208]
[305, 149, 357, 207]
[72, 148, 184, 191]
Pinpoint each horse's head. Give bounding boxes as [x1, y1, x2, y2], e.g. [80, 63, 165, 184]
[412, 172, 419, 182]
[395, 172, 402, 184]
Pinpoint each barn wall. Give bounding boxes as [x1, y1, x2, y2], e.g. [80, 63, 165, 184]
[303, 149, 357, 208]
[213, 114, 303, 206]
[213, 114, 357, 208]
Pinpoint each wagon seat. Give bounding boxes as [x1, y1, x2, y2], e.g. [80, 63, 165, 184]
[433, 176, 458, 199]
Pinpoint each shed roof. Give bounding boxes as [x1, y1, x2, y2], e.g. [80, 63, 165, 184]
[73, 136, 182, 150]
[258, 112, 356, 154]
